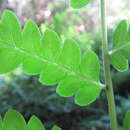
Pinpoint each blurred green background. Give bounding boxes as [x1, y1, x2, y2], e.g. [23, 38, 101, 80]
[0, 0, 130, 130]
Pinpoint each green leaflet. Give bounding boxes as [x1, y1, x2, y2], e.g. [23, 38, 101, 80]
[39, 62, 66, 85]
[0, 10, 22, 73]
[0, 110, 62, 130]
[57, 51, 100, 94]
[70, 0, 92, 9]
[113, 20, 128, 49]
[75, 51, 101, 106]
[23, 55, 43, 75]
[39, 39, 81, 85]
[40, 39, 81, 85]
[75, 83, 101, 106]
[58, 39, 81, 71]
[39, 38, 81, 85]
[0, 46, 22, 74]
[120, 28, 130, 60]
[27, 116, 45, 130]
[52, 125, 62, 130]
[39, 29, 65, 85]
[110, 20, 130, 71]
[57, 75, 102, 106]
[22, 20, 41, 54]
[2, 110, 27, 130]
[22, 20, 43, 75]
[0, 10, 22, 48]
[126, 28, 130, 42]
[56, 75, 83, 97]
[121, 45, 130, 60]
[79, 51, 100, 82]
[110, 52, 128, 72]
[124, 110, 130, 130]
[41, 29, 61, 61]
[0, 10, 104, 106]
[57, 51, 102, 106]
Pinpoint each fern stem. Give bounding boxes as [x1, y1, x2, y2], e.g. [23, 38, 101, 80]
[100, 0, 118, 130]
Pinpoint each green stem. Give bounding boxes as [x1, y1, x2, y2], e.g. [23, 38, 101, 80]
[100, 0, 118, 130]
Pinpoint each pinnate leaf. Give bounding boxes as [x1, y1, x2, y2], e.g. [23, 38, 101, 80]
[0, 10, 104, 106]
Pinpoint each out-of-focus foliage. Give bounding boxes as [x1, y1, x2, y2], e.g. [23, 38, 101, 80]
[0, 0, 4, 4]
[40, 9, 94, 53]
